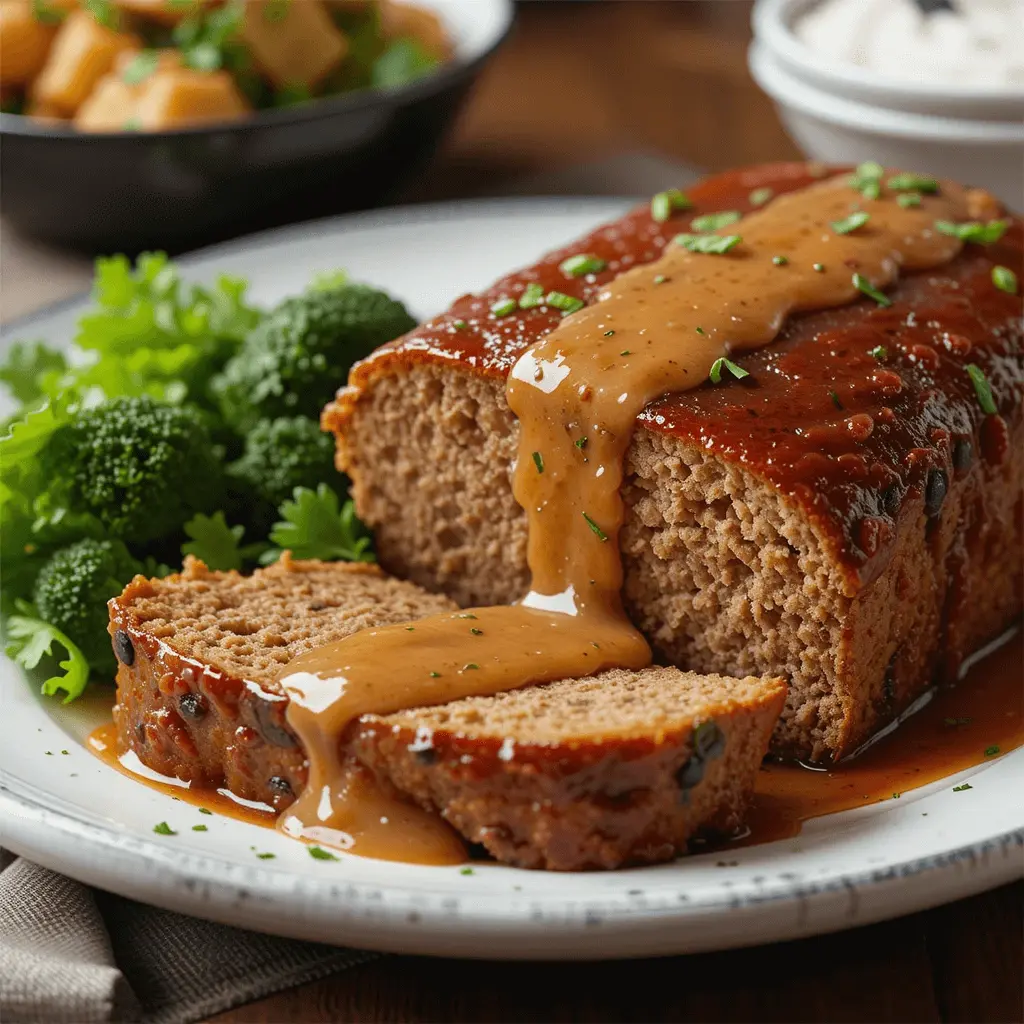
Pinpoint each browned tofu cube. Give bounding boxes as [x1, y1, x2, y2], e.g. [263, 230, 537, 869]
[0, 0, 57, 87]
[135, 67, 248, 129]
[380, 0, 450, 61]
[241, 0, 348, 90]
[31, 10, 138, 114]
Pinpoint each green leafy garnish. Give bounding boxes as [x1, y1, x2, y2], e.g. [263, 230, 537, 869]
[192, 824, 208, 832]
[531, 451, 544, 474]
[673, 233, 742, 255]
[848, 161, 884, 200]
[690, 211, 741, 232]
[5, 604, 90, 704]
[519, 283, 545, 309]
[122, 51, 160, 86]
[708, 357, 749, 384]
[491, 297, 516, 318]
[934, 220, 1008, 245]
[952, 783, 973, 792]
[30, 0, 68, 24]
[545, 291, 584, 316]
[887, 173, 938, 194]
[650, 189, 692, 223]
[984, 745, 1000, 757]
[153, 822, 176, 836]
[869, 345, 888, 361]
[0, 341, 67, 407]
[181, 512, 249, 571]
[749, 187, 773, 207]
[965, 364, 997, 415]
[560, 254, 606, 277]
[992, 266, 1018, 294]
[582, 512, 607, 542]
[84, 0, 120, 29]
[772, 256, 788, 266]
[852, 273, 892, 307]
[897, 193, 922, 209]
[372, 38, 439, 88]
[262, 485, 374, 564]
[307, 845, 338, 861]
[831, 211, 870, 235]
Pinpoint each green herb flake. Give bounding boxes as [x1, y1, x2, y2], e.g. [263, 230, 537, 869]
[887, 173, 938, 194]
[620, 349, 631, 356]
[452, 319, 468, 330]
[831, 211, 870, 235]
[749, 187, 773, 207]
[545, 291, 584, 316]
[853, 273, 892, 307]
[695, 326, 706, 335]
[892, 792, 901, 799]
[869, 345, 888, 361]
[952, 783, 973, 792]
[992, 266, 1018, 294]
[813, 262, 825, 273]
[463, 663, 480, 671]
[674, 233, 742, 255]
[491, 297, 517, 318]
[691, 210, 742, 232]
[849, 161, 884, 199]
[60, 749, 69, 755]
[575, 436, 588, 450]
[405, 626, 415, 631]
[458, 613, 477, 619]
[122, 51, 160, 86]
[256, 852, 276, 860]
[708, 357, 749, 385]
[153, 822, 176, 836]
[470, 627, 483, 636]
[772, 255, 789, 266]
[198, 807, 213, 815]
[429, 671, 441, 678]
[460, 867, 475, 875]
[897, 193, 922, 209]
[829, 389, 843, 410]
[603, 329, 615, 337]
[30, 0, 68, 25]
[650, 188, 692, 223]
[308, 845, 338, 861]
[560, 253, 607, 277]
[192, 824, 208, 832]
[532, 451, 544, 474]
[122, 118, 142, 132]
[934, 219, 1008, 245]
[653, 275, 666, 285]
[582, 512, 607, 542]
[966, 363, 997, 414]
[519, 282, 545, 309]
[984, 745, 1001, 757]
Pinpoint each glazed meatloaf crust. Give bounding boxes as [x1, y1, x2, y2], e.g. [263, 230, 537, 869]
[109, 556, 786, 869]
[326, 162, 1024, 762]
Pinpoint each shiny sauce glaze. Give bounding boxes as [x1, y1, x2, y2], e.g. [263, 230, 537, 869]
[279, 171, 997, 860]
[85, 626, 1022, 852]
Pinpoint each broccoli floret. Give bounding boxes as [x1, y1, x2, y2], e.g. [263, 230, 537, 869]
[212, 283, 416, 432]
[33, 539, 143, 674]
[41, 395, 225, 545]
[228, 416, 344, 515]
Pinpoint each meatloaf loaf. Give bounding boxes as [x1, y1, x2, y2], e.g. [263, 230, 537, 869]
[109, 556, 786, 869]
[326, 162, 1024, 763]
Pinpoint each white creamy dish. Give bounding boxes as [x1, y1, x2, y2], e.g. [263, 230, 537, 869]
[794, 0, 1024, 88]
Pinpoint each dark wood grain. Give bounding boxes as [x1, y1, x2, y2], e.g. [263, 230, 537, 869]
[208, 4, 1022, 1021]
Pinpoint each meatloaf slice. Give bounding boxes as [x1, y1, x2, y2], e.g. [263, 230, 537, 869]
[325, 162, 1024, 763]
[109, 556, 785, 870]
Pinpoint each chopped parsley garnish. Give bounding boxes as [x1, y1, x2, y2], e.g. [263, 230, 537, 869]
[308, 845, 338, 861]
[650, 188, 692, 223]
[831, 211, 870, 235]
[519, 282, 545, 309]
[749, 187, 773, 207]
[653, 275, 666, 285]
[459, 613, 477, 619]
[897, 193, 922, 209]
[560, 253, 607, 277]
[869, 345, 888, 361]
[198, 807, 212, 815]
[603, 329, 615, 337]
[545, 291, 584, 315]
[532, 451, 544, 474]
[452, 319, 468, 330]
[582, 512, 607, 541]
[984, 745, 1000, 757]
[695, 326, 706, 335]
[122, 51, 160, 86]
[853, 273, 892, 307]
[829, 389, 843, 410]
[772, 255, 789, 266]
[887, 173, 938, 194]
[490, 297, 517, 318]
[934, 220, 1008, 244]
[470, 627, 483, 636]
[952, 783, 973, 792]
[192, 824, 208, 832]
[620, 350, 631, 356]
[256, 851, 276, 859]
[849, 161, 884, 200]
[708, 357, 749, 384]
[575, 436, 588, 450]
[464, 663, 480, 671]
[966, 364, 997, 414]
[691, 211, 741, 232]
[405, 626, 415, 631]
[892, 792, 901, 799]
[813, 263, 825, 273]
[429, 670, 441, 678]
[153, 822, 176, 836]
[992, 266, 1018, 294]
[674, 233, 742, 255]
[460, 867, 475, 875]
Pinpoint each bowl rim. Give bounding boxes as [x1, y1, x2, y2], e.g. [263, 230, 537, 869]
[752, 0, 1024, 105]
[0, 0, 514, 141]
[749, 40, 1024, 144]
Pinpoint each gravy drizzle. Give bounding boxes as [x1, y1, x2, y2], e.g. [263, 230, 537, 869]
[279, 175, 974, 860]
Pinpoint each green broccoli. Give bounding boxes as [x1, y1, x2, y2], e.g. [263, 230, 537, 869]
[228, 416, 344, 518]
[212, 283, 416, 432]
[40, 395, 225, 545]
[33, 539, 143, 674]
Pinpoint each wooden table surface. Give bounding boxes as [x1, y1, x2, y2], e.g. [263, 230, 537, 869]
[209, 4, 1022, 1021]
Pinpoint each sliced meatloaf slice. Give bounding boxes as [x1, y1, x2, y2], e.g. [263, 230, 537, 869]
[109, 556, 785, 870]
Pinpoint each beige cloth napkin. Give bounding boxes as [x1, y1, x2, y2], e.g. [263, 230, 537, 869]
[0, 153, 701, 1024]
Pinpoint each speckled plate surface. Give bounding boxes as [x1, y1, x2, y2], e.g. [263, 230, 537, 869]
[1, 200, 1022, 959]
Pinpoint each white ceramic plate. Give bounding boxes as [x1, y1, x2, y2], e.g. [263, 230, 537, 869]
[1, 199, 1022, 960]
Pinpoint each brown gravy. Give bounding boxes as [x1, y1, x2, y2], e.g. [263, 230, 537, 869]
[277, 174, 976, 860]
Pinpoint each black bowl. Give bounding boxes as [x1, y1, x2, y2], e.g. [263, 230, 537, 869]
[0, 0, 513, 252]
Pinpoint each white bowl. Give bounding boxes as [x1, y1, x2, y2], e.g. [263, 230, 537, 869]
[748, 26, 1024, 208]
[752, 0, 1024, 121]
